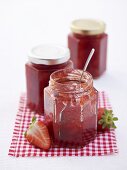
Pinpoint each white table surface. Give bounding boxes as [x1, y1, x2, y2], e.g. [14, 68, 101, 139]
[0, 0, 127, 169]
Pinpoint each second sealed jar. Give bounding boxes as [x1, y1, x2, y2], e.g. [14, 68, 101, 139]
[25, 44, 73, 115]
[68, 19, 108, 78]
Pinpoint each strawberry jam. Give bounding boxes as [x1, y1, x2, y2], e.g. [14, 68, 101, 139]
[25, 45, 73, 115]
[44, 69, 98, 147]
[68, 19, 108, 78]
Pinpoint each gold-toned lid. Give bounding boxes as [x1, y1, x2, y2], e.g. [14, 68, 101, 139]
[71, 19, 106, 35]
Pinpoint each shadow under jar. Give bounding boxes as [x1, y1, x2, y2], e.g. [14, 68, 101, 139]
[44, 69, 98, 147]
[25, 44, 73, 115]
[68, 19, 108, 78]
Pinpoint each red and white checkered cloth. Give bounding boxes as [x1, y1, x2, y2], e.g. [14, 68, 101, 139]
[8, 91, 118, 157]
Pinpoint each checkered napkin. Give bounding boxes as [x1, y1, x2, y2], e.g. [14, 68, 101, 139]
[8, 91, 118, 157]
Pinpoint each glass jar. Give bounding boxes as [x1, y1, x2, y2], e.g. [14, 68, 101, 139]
[68, 19, 108, 78]
[44, 69, 98, 147]
[25, 44, 73, 115]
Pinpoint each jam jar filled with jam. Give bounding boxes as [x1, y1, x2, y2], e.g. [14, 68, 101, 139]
[68, 19, 108, 78]
[25, 44, 73, 115]
[44, 69, 98, 147]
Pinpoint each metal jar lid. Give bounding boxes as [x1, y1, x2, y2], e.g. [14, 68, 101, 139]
[28, 44, 70, 65]
[71, 19, 106, 35]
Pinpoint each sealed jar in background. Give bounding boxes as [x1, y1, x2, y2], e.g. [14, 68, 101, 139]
[44, 69, 98, 147]
[68, 19, 108, 78]
[25, 44, 73, 115]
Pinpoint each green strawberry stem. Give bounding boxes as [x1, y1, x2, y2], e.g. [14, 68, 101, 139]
[24, 131, 27, 137]
[98, 109, 118, 129]
[24, 117, 37, 137]
[32, 116, 36, 123]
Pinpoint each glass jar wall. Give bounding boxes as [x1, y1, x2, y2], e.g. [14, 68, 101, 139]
[44, 69, 98, 147]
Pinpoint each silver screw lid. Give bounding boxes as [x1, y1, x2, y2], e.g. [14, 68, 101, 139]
[28, 44, 70, 65]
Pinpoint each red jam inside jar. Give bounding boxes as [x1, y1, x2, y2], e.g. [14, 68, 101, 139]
[25, 45, 73, 115]
[68, 19, 108, 78]
[44, 69, 98, 147]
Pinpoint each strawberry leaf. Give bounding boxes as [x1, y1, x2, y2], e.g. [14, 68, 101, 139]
[98, 119, 104, 125]
[113, 117, 118, 121]
[112, 122, 117, 129]
[102, 123, 106, 129]
[24, 131, 27, 137]
[32, 116, 36, 123]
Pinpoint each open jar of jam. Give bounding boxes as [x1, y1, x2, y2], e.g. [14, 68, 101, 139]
[44, 69, 98, 147]
[68, 19, 108, 78]
[25, 44, 73, 115]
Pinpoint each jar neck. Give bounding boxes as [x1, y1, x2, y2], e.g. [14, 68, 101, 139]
[49, 69, 93, 94]
[29, 60, 72, 71]
[72, 32, 105, 39]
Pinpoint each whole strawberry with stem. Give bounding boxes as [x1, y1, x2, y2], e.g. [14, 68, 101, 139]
[24, 117, 51, 150]
[98, 108, 118, 131]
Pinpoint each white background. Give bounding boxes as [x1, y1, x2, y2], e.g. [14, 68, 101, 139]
[0, 0, 127, 169]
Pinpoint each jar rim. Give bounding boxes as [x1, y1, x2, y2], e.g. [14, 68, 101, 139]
[49, 69, 93, 93]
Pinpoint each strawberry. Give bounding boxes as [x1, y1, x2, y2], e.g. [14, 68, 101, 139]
[97, 108, 118, 131]
[24, 117, 51, 150]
